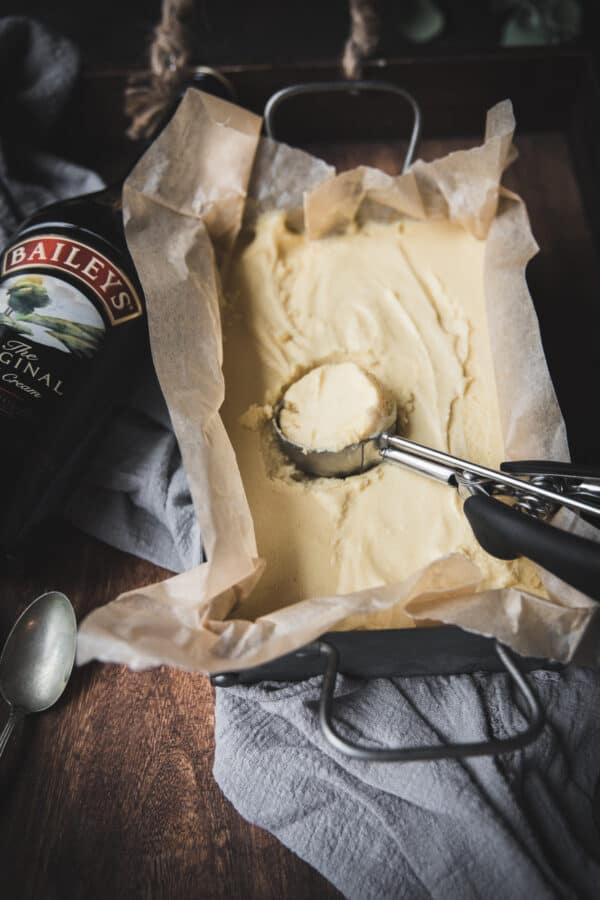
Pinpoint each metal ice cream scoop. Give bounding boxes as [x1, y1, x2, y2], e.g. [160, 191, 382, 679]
[273, 393, 600, 601]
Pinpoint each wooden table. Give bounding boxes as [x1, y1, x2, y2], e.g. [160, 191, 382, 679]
[0, 522, 344, 899]
[1, 57, 599, 899]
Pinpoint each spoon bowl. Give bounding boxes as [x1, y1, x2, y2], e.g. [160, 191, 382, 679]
[0, 591, 76, 759]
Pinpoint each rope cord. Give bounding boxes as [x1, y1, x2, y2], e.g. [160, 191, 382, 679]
[125, 0, 195, 140]
[342, 0, 381, 79]
[124, 0, 381, 139]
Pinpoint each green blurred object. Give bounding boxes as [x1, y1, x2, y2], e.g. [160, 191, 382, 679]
[499, 0, 582, 46]
[5, 276, 51, 317]
[398, 0, 445, 43]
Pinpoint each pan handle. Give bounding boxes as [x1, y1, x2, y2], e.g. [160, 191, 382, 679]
[315, 639, 545, 762]
[264, 81, 422, 173]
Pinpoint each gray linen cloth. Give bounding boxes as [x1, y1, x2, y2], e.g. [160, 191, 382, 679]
[0, 16, 201, 573]
[5, 17, 600, 900]
[214, 667, 600, 899]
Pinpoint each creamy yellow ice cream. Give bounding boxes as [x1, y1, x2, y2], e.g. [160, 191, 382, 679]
[279, 361, 394, 453]
[221, 210, 543, 621]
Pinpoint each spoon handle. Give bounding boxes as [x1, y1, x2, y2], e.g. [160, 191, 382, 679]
[0, 709, 22, 759]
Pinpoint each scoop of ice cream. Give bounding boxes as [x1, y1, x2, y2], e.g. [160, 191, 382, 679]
[279, 362, 393, 452]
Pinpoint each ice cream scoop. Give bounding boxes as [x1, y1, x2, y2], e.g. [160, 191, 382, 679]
[273, 365, 600, 600]
[277, 361, 397, 457]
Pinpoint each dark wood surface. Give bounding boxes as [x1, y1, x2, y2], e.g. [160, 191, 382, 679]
[1, 60, 600, 900]
[0, 524, 343, 900]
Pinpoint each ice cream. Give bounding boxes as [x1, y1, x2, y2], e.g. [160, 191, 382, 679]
[278, 361, 394, 452]
[221, 210, 544, 622]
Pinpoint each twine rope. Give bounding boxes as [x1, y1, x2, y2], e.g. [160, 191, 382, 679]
[125, 0, 195, 140]
[125, 0, 381, 139]
[342, 0, 381, 79]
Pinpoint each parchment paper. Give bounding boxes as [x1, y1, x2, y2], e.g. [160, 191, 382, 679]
[77, 89, 600, 672]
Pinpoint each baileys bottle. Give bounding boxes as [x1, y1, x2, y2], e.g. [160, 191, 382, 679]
[0, 186, 147, 556]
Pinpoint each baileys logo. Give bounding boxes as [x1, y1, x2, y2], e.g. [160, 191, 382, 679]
[3, 234, 142, 324]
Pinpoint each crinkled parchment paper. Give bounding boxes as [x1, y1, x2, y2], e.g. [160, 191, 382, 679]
[77, 89, 600, 672]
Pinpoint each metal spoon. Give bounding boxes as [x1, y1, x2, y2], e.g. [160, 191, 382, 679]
[0, 592, 77, 760]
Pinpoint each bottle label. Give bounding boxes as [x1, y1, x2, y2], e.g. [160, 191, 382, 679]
[0, 233, 142, 440]
[2, 234, 143, 325]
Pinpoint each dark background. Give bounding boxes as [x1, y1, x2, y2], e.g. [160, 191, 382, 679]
[1, 0, 599, 70]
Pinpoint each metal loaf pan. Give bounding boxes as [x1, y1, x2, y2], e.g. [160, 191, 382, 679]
[207, 55, 600, 761]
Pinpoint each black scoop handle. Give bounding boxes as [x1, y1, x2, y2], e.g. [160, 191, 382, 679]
[464, 494, 600, 601]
